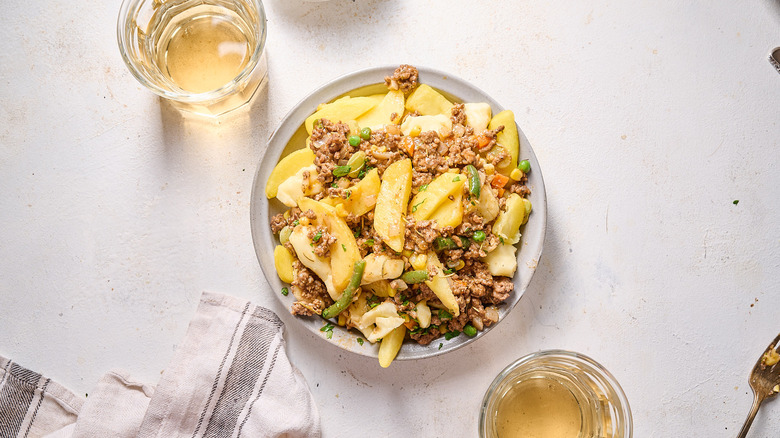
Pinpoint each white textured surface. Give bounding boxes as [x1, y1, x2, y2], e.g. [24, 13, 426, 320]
[1, 0, 779, 436]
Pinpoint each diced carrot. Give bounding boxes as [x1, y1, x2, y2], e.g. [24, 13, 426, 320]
[497, 187, 505, 197]
[491, 173, 510, 190]
[477, 134, 491, 150]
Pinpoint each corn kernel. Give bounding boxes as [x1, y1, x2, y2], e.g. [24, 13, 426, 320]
[299, 216, 310, 226]
[454, 259, 465, 271]
[510, 168, 524, 181]
[484, 163, 495, 175]
[410, 126, 422, 137]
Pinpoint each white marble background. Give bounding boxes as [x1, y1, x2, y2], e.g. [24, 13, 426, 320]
[1, 0, 779, 436]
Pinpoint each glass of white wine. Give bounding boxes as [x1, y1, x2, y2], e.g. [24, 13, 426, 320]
[117, 0, 267, 117]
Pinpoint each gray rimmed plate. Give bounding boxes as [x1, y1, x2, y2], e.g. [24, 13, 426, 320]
[250, 65, 546, 360]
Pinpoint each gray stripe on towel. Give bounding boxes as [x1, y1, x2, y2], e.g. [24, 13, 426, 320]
[191, 301, 252, 438]
[236, 341, 282, 437]
[202, 307, 277, 438]
[0, 363, 41, 438]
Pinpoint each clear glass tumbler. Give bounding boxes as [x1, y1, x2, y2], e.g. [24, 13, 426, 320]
[117, 0, 267, 117]
[480, 350, 633, 438]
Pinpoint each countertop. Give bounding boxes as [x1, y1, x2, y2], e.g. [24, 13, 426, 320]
[1, 0, 779, 436]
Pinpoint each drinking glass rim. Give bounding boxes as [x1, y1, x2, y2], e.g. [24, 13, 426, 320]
[116, 0, 268, 103]
[479, 349, 633, 438]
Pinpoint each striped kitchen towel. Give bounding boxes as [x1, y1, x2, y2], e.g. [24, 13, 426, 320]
[0, 292, 321, 438]
[0, 356, 83, 438]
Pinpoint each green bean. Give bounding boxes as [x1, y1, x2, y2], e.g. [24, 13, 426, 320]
[400, 270, 429, 284]
[321, 260, 366, 319]
[433, 237, 457, 251]
[465, 164, 480, 198]
[433, 236, 470, 251]
[332, 165, 351, 177]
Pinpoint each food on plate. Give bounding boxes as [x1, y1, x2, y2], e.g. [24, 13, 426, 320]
[267, 65, 533, 367]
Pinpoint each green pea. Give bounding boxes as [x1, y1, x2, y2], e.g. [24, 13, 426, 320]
[472, 230, 486, 243]
[360, 127, 372, 140]
[348, 135, 361, 147]
[463, 324, 477, 337]
[518, 159, 531, 173]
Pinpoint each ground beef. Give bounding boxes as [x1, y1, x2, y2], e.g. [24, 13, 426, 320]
[508, 181, 531, 197]
[307, 225, 335, 258]
[290, 261, 332, 316]
[270, 213, 288, 234]
[309, 119, 355, 184]
[488, 277, 514, 304]
[362, 130, 405, 175]
[410, 329, 439, 345]
[384, 64, 419, 93]
[451, 103, 467, 126]
[404, 219, 441, 252]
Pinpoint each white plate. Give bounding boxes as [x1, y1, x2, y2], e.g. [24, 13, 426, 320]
[250, 65, 547, 360]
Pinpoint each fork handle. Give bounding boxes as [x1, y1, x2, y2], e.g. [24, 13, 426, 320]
[737, 392, 763, 438]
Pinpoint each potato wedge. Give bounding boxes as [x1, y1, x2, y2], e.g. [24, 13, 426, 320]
[374, 159, 413, 252]
[482, 242, 518, 277]
[475, 180, 500, 223]
[289, 226, 336, 299]
[356, 90, 405, 129]
[304, 95, 383, 135]
[405, 84, 454, 116]
[273, 245, 295, 283]
[378, 325, 406, 368]
[488, 110, 519, 176]
[409, 171, 464, 221]
[276, 164, 317, 208]
[463, 102, 492, 132]
[363, 279, 396, 298]
[521, 198, 532, 225]
[322, 168, 381, 217]
[427, 189, 463, 228]
[361, 253, 405, 284]
[297, 198, 361, 293]
[492, 193, 525, 245]
[425, 252, 459, 316]
[265, 148, 315, 198]
[400, 115, 452, 137]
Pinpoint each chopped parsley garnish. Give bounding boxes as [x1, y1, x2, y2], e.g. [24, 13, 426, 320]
[733, 200, 739, 205]
[281, 287, 289, 296]
[320, 323, 335, 339]
[353, 228, 361, 238]
[412, 199, 426, 212]
[312, 231, 322, 242]
[292, 219, 300, 226]
[439, 309, 452, 320]
[341, 244, 347, 252]
[419, 184, 428, 191]
[453, 176, 461, 182]
[345, 190, 352, 199]
[438, 343, 443, 350]
[443, 268, 455, 275]
[357, 338, 364, 345]
[444, 330, 461, 340]
[365, 238, 375, 246]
